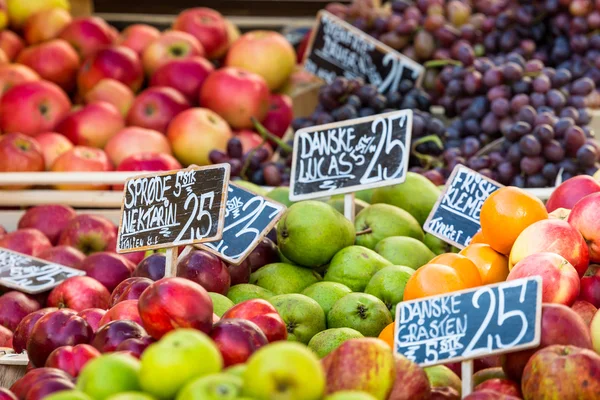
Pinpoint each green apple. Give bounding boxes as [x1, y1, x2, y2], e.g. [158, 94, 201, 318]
[302, 282, 352, 315]
[224, 364, 247, 378]
[364, 265, 415, 315]
[269, 293, 326, 344]
[307, 328, 363, 358]
[324, 391, 377, 400]
[266, 186, 294, 207]
[375, 236, 435, 269]
[209, 292, 235, 317]
[77, 353, 141, 400]
[226, 284, 274, 304]
[355, 204, 424, 249]
[250, 263, 321, 295]
[424, 365, 462, 394]
[107, 393, 157, 400]
[176, 374, 243, 400]
[45, 391, 93, 400]
[140, 329, 223, 399]
[327, 293, 392, 337]
[324, 246, 391, 292]
[243, 342, 325, 400]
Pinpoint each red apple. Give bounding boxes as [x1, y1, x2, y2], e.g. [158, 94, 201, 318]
[113, 152, 181, 191]
[221, 299, 287, 342]
[142, 30, 204, 76]
[77, 308, 106, 333]
[580, 275, 600, 308]
[133, 253, 165, 281]
[0, 291, 40, 332]
[47, 276, 110, 311]
[167, 107, 232, 166]
[0, 64, 39, 99]
[110, 277, 153, 306]
[235, 129, 273, 157]
[150, 57, 214, 104]
[0, 389, 16, 400]
[509, 219, 590, 277]
[118, 24, 160, 55]
[568, 192, 600, 263]
[225, 31, 296, 91]
[473, 379, 521, 398]
[463, 390, 519, 400]
[13, 308, 57, 353]
[0, 324, 12, 347]
[0, 134, 45, 188]
[177, 249, 231, 295]
[104, 126, 172, 167]
[0, 81, 71, 136]
[56, 101, 125, 148]
[200, 67, 270, 129]
[18, 205, 76, 245]
[91, 319, 147, 353]
[77, 46, 144, 95]
[0, 30, 23, 61]
[0, 48, 7, 65]
[572, 300, 597, 326]
[79, 252, 135, 292]
[137, 277, 213, 339]
[23, 8, 72, 45]
[127, 86, 190, 133]
[210, 318, 268, 367]
[58, 215, 116, 254]
[9, 368, 72, 400]
[212, 18, 240, 60]
[58, 17, 114, 59]
[546, 175, 600, 212]
[246, 238, 279, 272]
[115, 336, 154, 359]
[172, 8, 228, 59]
[16, 39, 79, 92]
[24, 377, 75, 400]
[261, 94, 293, 138]
[45, 344, 100, 377]
[84, 78, 135, 117]
[51, 146, 113, 190]
[227, 260, 251, 285]
[0, 228, 51, 256]
[35, 132, 73, 170]
[99, 299, 142, 326]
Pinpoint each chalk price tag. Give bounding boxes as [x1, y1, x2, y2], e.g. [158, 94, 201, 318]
[197, 183, 286, 265]
[303, 10, 424, 93]
[395, 277, 542, 367]
[289, 109, 413, 201]
[0, 249, 85, 294]
[116, 164, 230, 253]
[0, 350, 28, 365]
[424, 165, 503, 249]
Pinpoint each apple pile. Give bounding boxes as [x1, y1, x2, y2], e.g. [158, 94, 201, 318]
[0, 3, 298, 188]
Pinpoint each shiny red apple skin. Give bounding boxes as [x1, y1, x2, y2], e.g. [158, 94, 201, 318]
[27, 309, 93, 367]
[133, 253, 166, 281]
[77, 308, 106, 333]
[25, 378, 75, 400]
[0, 228, 51, 256]
[227, 260, 251, 286]
[118, 24, 160, 55]
[579, 276, 600, 308]
[210, 318, 268, 367]
[56, 101, 125, 149]
[91, 319, 147, 353]
[572, 300, 597, 326]
[0, 325, 13, 348]
[568, 192, 600, 263]
[99, 299, 143, 326]
[150, 57, 214, 103]
[113, 152, 181, 191]
[0, 388, 16, 400]
[0, 134, 45, 189]
[37, 246, 86, 268]
[10, 368, 71, 400]
[246, 238, 280, 272]
[35, 132, 73, 170]
[77, 46, 143, 95]
[0, 291, 41, 332]
[13, 308, 58, 353]
[261, 94, 293, 138]
[51, 146, 113, 190]
[79, 252, 135, 292]
[0, 64, 39, 99]
[221, 299, 287, 342]
[47, 276, 111, 311]
[110, 277, 153, 306]
[58, 17, 115, 59]
[23, 8, 72, 45]
[236, 130, 273, 157]
[173, 8, 228, 59]
[137, 277, 214, 339]
[546, 175, 600, 213]
[84, 78, 135, 117]
[127, 86, 190, 133]
[177, 249, 231, 295]
[105, 126, 172, 167]
[115, 335, 155, 359]
[58, 214, 117, 254]
[0, 30, 24, 61]
[18, 205, 76, 245]
[142, 30, 205, 76]
[45, 343, 100, 377]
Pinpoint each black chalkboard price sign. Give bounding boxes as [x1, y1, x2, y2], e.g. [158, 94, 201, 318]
[289, 109, 413, 201]
[197, 183, 286, 265]
[116, 164, 230, 253]
[395, 277, 542, 367]
[424, 165, 503, 249]
[0, 249, 86, 294]
[303, 10, 425, 93]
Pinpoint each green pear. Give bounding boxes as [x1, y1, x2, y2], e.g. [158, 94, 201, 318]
[176, 374, 243, 400]
[308, 328, 364, 358]
[327, 293, 392, 337]
[326, 197, 370, 216]
[355, 189, 373, 204]
[364, 265, 415, 316]
[423, 233, 453, 256]
[324, 246, 391, 292]
[355, 204, 424, 249]
[77, 354, 141, 400]
[302, 282, 352, 315]
[224, 364, 247, 378]
[266, 186, 294, 207]
[278, 201, 355, 269]
[250, 263, 321, 295]
[226, 284, 274, 304]
[424, 365, 462, 394]
[45, 391, 93, 400]
[324, 391, 377, 400]
[269, 294, 326, 344]
[375, 237, 435, 270]
[235, 181, 269, 197]
[209, 293, 235, 317]
[107, 393, 156, 400]
[371, 172, 441, 226]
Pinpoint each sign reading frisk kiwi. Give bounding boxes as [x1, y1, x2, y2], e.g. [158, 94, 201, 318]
[116, 164, 230, 253]
[303, 10, 424, 93]
[289, 109, 413, 201]
[423, 165, 503, 249]
[395, 277, 542, 367]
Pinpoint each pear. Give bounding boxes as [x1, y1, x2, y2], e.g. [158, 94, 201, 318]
[176, 374, 243, 400]
[308, 328, 364, 358]
[234, 181, 269, 197]
[327, 293, 392, 337]
[423, 233, 453, 255]
[355, 204, 424, 249]
[226, 284, 274, 304]
[250, 263, 322, 295]
[269, 294, 326, 344]
[278, 201, 355, 269]
[371, 172, 441, 226]
[355, 189, 373, 204]
[208, 293, 235, 317]
[266, 186, 294, 207]
[375, 236, 435, 270]
[326, 197, 370, 216]
[364, 265, 415, 316]
[324, 246, 391, 292]
[302, 282, 353, 315]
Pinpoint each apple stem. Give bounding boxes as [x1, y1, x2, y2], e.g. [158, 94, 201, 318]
[355, 228, 373, 236]
[251, 117, 293, 153]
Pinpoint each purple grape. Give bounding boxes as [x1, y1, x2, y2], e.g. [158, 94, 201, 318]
[460, 137, 481, 158]
[533, 124, 555, 143]
[577, 144, 599, 168]
[565, 126, 587, 156]
[543, 140, 566, 162]
[491, 98, 510, 117]
[520, 156, 545, 175]
[227, 138, 243, 159]
[209, 150, 229, 164]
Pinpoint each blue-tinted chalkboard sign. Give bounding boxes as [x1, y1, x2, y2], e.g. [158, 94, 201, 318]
[395, 277, 542, 367]
[424, 165, 503, 249]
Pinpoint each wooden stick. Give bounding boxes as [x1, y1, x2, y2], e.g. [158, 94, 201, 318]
[164, 247, 179, 278]
[461, 359, 474, 398]
[344, 193, 355, 223]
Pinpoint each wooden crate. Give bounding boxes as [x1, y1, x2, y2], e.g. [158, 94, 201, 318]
[71, 0, 93, 16]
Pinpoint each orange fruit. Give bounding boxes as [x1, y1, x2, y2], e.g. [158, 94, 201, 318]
[470, 230, 487, 244]
[378, 322, 395, 349]
[459, 243, 510, 284]
[403, 263, 469, 301]
[430, 253, 483, 288]
[480, 187, 548, 255]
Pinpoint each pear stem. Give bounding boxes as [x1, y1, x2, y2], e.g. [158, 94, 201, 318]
[356, 228, 373, 236]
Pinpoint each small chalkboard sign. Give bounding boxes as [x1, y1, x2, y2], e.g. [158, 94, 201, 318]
[0, 249, 85, 294]
[116, 164, 230, 253]
[424, 165, 503, 249]
[197, 183, 286, 265]
[395, 277, 542, 367]
[0, 350, 28, 365]
[303, 10, 424, 93]
[289, 109, 413, 201]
